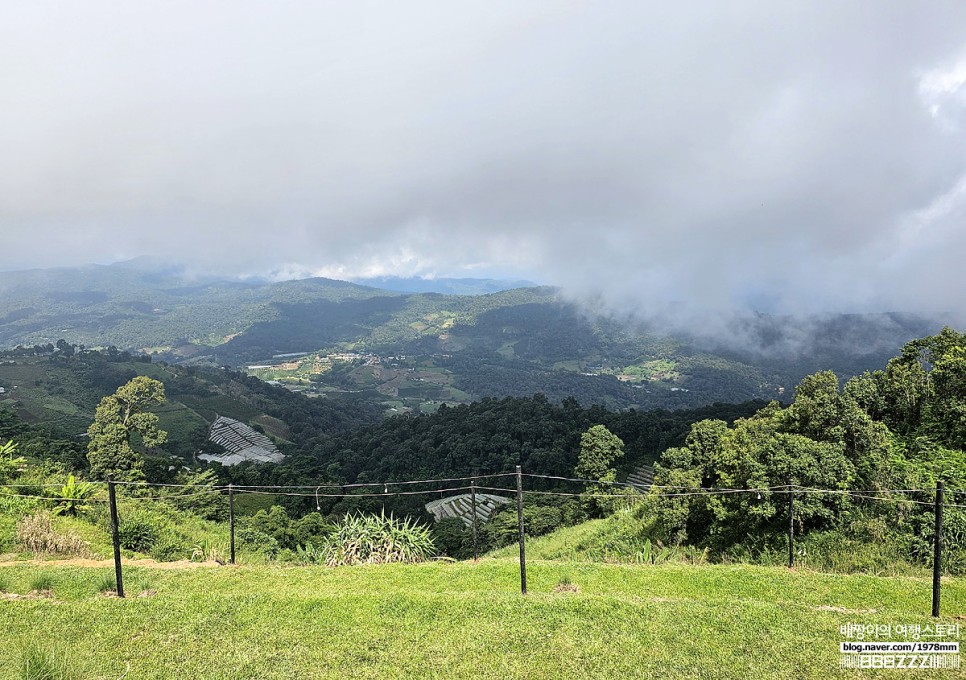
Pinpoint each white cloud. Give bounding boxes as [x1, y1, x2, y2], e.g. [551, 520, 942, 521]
[2, 1, 966, 318]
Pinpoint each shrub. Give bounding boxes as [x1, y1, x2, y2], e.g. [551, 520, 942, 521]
[294, 542, 326, 565]
[117, 510, 162, 553]
[49, 476, 99, 518]
[293, 512, 335, 547]
[236, 526, 279, 558]
[16, 512, 89, 557]
[320, 511, 436, 566]
[244, 506, 296, 550]
[431, 517, 473, 559]
[484, 505, 565, 549]
[148, 532, 190, 562]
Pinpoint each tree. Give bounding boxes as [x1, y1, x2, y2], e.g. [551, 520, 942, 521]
[55, 338, 75, 358]
[576, 424, 625, 481]
[87, 376, 167, 481]
[576, 424, 630, 516]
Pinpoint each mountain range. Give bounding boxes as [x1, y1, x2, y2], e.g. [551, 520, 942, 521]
[0, 260, 945, 412]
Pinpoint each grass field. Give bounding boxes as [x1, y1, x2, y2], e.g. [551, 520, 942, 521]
[1, 559, 963, 678]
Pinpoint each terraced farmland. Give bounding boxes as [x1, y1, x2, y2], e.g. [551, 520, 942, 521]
[625, 465, 655, 492]
[425, 493, 512, 526]
[200, 416, 285, 466]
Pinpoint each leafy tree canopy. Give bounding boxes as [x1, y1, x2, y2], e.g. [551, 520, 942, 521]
[576, 425, 625, 482]
[87, 376, 168, 481]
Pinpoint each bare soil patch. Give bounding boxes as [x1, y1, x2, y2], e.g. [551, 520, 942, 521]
[0, 557, 223, 569]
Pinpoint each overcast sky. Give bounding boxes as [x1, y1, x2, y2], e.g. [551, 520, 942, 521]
[3, 2, 966, 315]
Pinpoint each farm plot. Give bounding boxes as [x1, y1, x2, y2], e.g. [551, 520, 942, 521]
[425, 493, 512, 527]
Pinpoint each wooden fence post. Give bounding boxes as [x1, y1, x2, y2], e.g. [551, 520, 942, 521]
[787, 484, 795, 569]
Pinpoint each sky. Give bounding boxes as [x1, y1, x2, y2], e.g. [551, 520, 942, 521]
[3, 1, 966, 316]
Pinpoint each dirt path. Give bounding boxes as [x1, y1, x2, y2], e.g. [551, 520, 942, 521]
[0, 556, 223, 569]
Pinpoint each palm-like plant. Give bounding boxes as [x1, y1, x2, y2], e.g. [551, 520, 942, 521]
[320, 511, 436, 566]
[50, 475, 100, 517]
[0, 440, 26, 483]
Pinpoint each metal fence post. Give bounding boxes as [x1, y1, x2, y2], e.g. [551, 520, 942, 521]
[470, 479, 478, 562]
[516, 465, 527, 595]
[787, 484, 795, 569]
[229, 483, 236, 565]
[107, 476, 124, 598]
[933, 481, 944, 617]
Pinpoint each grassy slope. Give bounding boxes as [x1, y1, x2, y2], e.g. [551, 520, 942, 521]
[0, 559, 963, 679]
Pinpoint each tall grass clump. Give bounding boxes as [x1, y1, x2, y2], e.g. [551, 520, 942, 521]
[95, 573, 117, 595]
[19, 643, 78, 680]
[311, 511, 436, 566]
[15, 512, 89, 557]
[29, 574, 55, 594]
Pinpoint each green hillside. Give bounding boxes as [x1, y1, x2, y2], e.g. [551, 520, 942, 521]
[0, 262, 943, 413]
[0, 351, 381, 461]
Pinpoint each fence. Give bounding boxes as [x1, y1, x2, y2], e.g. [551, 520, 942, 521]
[1, 470, 962, 616]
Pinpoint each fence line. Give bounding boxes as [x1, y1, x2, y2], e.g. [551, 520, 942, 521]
[1, 472, 960, 614]
[1, 478, 963, 505]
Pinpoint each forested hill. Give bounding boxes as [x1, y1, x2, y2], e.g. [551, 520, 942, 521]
[258, 396, 768, 487]
[0, 343, 766, 489]
[0, 350, 382, 465]
[0, 260, 944, 412]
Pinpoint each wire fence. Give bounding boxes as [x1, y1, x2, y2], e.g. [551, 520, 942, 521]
[0, 469, 960, 615]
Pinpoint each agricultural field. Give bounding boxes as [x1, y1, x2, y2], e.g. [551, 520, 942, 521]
[425, 493, 511, 526]
[247, 351, 474, 413]
[0, 559, 963, 678]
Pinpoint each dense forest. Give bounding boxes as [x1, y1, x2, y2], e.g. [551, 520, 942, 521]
[0, 347, 383, 465]
[646, 327, 966, 571]
[269, 396, 765, 486]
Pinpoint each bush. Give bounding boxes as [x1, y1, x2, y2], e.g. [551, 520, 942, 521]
[236, 526, 279, 558]
[431, 517, 473, 559]
[484, 505, 565, 549]
[320, 512, 436, 566]
[117, 511, 161, 553]
[908, 507, 966, 575]
[243, 506, 296, 550]
[293, 513, 335, 547]
[15, 512, 89, 557]
[149, 532, 190, 562]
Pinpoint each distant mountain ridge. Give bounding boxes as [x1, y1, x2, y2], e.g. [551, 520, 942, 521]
[0, 261, 947, 412]
[352, 276, 537, 296]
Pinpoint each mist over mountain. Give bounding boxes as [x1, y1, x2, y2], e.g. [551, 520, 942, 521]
[352, 277, 537, 296]
[0, 262, 948, 414]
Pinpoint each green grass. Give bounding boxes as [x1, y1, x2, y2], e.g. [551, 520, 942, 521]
[152, 402, 210, 450]
[18, 642, 79, 680]
[0, 559, 963, 678]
